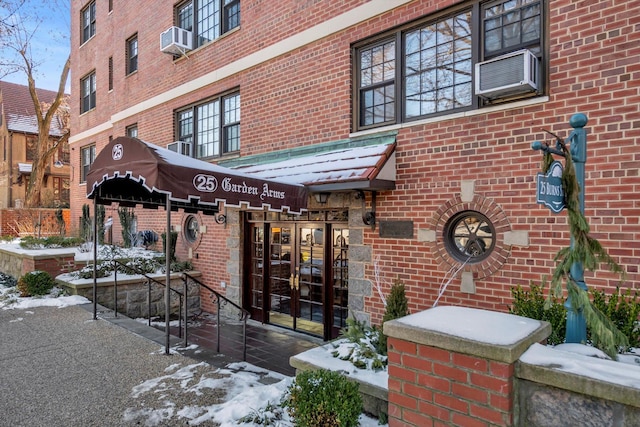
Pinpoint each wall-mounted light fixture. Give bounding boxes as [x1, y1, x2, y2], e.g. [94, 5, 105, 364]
[314, 192, 330, 204]
[355, 190, 376, 230]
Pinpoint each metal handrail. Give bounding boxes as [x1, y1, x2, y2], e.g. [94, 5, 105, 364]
[182, 272, 250, 361]
[112, 259, 185, 338]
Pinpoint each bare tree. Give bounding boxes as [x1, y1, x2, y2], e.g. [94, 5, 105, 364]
[0, 0, 70, 207]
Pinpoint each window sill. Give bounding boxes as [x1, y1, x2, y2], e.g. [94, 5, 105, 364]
[350, 96, 549, 139]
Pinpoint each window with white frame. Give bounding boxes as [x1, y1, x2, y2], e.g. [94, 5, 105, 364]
[353, 0, 543, 131]
[176, 0, 240, 49]
[80, 144, 96, 183]
[81, 1, 96, 44]
[81, 71, 96, 113]
[177, 91, 240, 159]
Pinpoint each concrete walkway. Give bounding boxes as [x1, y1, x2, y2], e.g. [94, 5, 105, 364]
[0, 304, 227, 426]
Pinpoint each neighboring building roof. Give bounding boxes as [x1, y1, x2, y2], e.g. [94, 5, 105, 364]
[0, 80, 66, 136]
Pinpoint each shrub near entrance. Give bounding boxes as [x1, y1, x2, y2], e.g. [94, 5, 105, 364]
[285, 369, 362, 427]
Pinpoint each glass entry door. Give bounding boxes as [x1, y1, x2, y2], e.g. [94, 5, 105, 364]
[269, 223, 325, 336]
[246, 217, 349, 340]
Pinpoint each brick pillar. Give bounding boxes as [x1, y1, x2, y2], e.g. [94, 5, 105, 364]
[384, 306, 550, 427]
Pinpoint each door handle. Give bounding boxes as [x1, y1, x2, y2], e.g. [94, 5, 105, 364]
[294, 274, 299, 291]
[289, 274, 295, 289]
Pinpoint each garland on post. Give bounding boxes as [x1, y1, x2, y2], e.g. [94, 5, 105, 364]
[541, 136, 628, 358]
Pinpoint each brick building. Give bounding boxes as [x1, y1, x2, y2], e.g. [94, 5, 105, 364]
[69, 0, 639, 341]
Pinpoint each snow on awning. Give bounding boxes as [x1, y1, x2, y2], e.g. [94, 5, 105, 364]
[224, 133, 397, 192]
[18, 163, 32, 174]
[86, 137, 308, 215]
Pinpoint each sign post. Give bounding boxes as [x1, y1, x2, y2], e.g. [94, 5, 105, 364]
[532, 113, 588, 343]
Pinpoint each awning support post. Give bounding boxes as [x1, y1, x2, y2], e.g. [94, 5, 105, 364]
[165, 197, 171, 355]
[92, 197, 98, 320]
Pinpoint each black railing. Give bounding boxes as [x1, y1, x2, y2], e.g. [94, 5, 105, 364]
[182, 272, 250, 361]
[110, 260, 250, 361]
[111, 259, 186, 339]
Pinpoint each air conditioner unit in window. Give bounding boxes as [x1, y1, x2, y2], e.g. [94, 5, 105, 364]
[167, 141, 193, 157]
[160, 26, 193, 55]
[475, 49, 539, 99]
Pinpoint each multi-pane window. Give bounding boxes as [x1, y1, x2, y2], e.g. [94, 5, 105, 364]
[126, 124, 138, 138]
[354, 0, 542, 130]
[177, 0, 240, 49]
[56, 141, 70, 164]
[81, 72, 96, 113]
[483, 0, 541, 57]
[81, 1, 96, 44]
[358, 40, 396, 127]
[177, 92, 240, 159]
[80, 144, 96, 183]
[404, 11, 473, 118]
[25, 136, 37, 161]
[126, 35, 138, 75]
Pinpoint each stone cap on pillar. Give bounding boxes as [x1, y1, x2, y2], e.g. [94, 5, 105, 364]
[384, 306, 551, 364]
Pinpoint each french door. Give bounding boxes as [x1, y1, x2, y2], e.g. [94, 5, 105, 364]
[246, 219, 349, 339]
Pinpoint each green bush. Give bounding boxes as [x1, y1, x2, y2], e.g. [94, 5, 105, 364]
[510, 283, 640, 352]
[335, 317, 387, 371]
[0, 272, 17, 288]
[591, 287, 640, 351]
[285, 369, 362, 427]
[376, 279, 409, 355]
[20, 235, 84, 249]
[510, 283, 566, 345]
[17, 271, 55, 297]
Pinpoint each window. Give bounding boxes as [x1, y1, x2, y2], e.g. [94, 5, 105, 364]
[81, 1, 96, 44]
[444, 211, 495, 263]
[177, 0, 240, 49]
[184, 215, 199, 243]
[108, 56, 113, 91]
[26, 136, 37, 161]
[126, 124, 138, 138]
[80, 144, 96, 183]
[177, 91, 240, 158]
[126, 35, 138, 75]
[483, 0, 541, 58]
[80, 72, 96, 113]
[56, 141, 70, 165]
[353, 0, 543, 130]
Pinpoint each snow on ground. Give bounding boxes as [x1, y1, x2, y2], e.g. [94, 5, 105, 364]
[0, 285, 385, 426]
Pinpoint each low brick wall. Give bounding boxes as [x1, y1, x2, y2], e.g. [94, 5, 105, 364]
[58, 272, 202, 319]
[0, 246, 76, 279]
[383, 306, 550, 427]
[383, 306, 640, 427]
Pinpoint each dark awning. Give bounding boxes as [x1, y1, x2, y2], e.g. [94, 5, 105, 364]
[86, 136, 308, 215]
[221, 132, 397, 192]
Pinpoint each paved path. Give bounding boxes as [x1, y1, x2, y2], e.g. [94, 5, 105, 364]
[0, 304, 226, 426]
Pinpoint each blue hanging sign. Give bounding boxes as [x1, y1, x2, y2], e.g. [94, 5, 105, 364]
[536, 161, 565, 213]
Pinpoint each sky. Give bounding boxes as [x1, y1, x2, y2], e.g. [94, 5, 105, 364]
[1, 0, 70, 92]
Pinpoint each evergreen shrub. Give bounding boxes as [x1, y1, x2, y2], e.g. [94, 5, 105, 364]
[285, 369, 362, 427]
[376, 279, 409, 355]
[17, 271, 55, 297]
[510, 282, 566, 345]
[591, 287, 640, 351]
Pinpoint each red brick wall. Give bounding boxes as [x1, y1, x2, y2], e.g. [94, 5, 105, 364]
[387, 336, 515, 426]
[69, 0, 640, 324]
